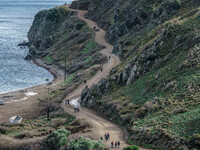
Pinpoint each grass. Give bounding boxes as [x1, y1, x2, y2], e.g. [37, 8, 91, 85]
[66, 73, 76, 84]
[80, 0, 200, 146]
[82, 41, 97, 53]
[0, 114, 75, 138]
[45, 55, 54, 63]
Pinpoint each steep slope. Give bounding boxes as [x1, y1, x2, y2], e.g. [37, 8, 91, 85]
[27, 6, 107, 85]
[78, 0, 200, 149]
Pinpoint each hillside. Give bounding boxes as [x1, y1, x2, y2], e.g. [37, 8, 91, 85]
[77, 0, 200, 149]
[0, 6, 109, 150]
[0, 0, 199, 150]
[27, 6, 107, 85]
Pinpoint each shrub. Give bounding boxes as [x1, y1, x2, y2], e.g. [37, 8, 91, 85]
[68, 136, 105, 150]
[0, 126, 9, 134]
[174, 0, 181, 6]
[14, 131, 33, 139]
[123, 145, 139, 150]
[47, 129, 71, 150]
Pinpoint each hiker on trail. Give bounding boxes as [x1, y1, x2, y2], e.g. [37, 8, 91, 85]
[104, 133, 108, 142]
[76, 107, 80, 112]
[101, 68, 103, 72]
[109, 56, 111, 59]
[100, 136, 103, 141]
[65, 99, 69, 104]
[95, 28, 100, 32]
[115, 141, 117, 148]
[74, 107, 76, 113]
[111, 141, 114, 148]
[84, 80, 87, 84]
[107, 133, 110, 139]
[117, 141, 120, 148]
[93, 26, 96, 30]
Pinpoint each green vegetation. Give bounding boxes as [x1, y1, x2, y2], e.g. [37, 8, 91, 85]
[46, 6, 69, 23]
[0, 114, 75, 138]
[80, 0, 200, 149]
[66, 73, 76, 84]
[47, 129, 70, 149]
[45, 55, 54, 63]
[82, 41, 97, 53]
[68, 136, 105, 150]
[174, 0, 181, 6]
[123, 145, 139, 150]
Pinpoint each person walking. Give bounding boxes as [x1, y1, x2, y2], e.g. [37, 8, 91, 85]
[107, 133, 110, 139]
[111, 141, 114, 148]
[104, 133, 107, 142]
[74, 107, 76, 113]
[100, 136, 103, 141]
[115, 141, 117, 148]
[105, 136, 108, 142]
[101, 68, 103, 72]
[76, 107, 80, 113]
[117, 141, 120, 148]
[84, 80, 87, 84]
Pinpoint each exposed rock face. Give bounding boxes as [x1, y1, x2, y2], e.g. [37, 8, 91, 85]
[27, 5, 107, 83]
[81, 78, 110, 107]
[27, 7, 71, 59]
[117, 63, 141, 85]
[129, 127, 189, 150]
[87, 0, 181, 46]
[80, 0, 200, 149]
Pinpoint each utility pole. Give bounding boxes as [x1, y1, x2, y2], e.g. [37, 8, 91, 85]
[64, 58, 67, 82]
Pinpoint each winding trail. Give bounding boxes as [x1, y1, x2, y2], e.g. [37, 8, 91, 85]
[63, 9, 149, 150]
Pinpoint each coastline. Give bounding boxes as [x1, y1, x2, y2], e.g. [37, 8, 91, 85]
[0, 57, 64, 124]
[0, 2, 71, 124]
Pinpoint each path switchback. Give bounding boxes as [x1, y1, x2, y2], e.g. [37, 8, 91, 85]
[63, 8, 149, 150]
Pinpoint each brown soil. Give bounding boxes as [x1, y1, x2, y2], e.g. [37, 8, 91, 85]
[0, 59, 63, 124]
[0, 8, 150, 150]
[62, 9, 150, 150]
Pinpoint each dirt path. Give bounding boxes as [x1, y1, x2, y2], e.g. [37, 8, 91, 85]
[63, 9, 149, 150]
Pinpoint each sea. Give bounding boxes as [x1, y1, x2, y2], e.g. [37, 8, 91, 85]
[0, 0, 72, 94]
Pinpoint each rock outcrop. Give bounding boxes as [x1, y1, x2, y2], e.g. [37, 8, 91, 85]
[79, 0, 200, 149]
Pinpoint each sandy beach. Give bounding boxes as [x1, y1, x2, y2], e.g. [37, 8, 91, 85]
[0, 59, 63, 124]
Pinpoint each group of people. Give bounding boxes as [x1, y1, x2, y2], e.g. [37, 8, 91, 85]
[65, 99, 80, 113]
[111, 141, 120, 148]
[100, 133, 120, 148]
[93, 26, 100, 32]
[104, 133, 110, 142]
[74, 107, 80, 113]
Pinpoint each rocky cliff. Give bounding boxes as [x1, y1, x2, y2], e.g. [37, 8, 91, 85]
[26, 1, 200, 149]
[78, 0, 200, 149]
[27, 5, 107, 84]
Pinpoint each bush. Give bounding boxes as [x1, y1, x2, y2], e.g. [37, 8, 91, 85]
[123, 145, 139, 150]
[68, 136, 105, 150]
[14, 132, 33, 139]
[47, 129, 71, 150]
[174, 0, 181, 5]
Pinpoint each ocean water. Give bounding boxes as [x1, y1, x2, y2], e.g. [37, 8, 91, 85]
[0, 0, 72, 94]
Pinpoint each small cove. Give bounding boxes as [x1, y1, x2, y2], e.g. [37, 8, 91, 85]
[0, 0, 72, 94]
